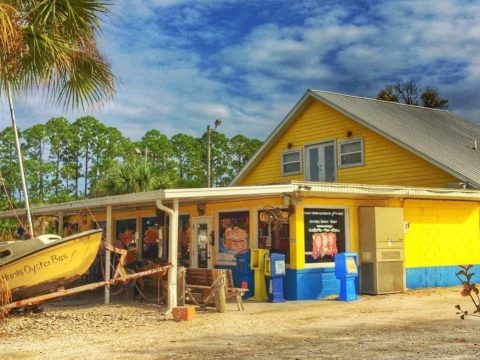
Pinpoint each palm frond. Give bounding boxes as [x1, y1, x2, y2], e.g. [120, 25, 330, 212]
[27, 0, 109, 38]
[55, 45, 115, 110]
[0, 0, 114, 108]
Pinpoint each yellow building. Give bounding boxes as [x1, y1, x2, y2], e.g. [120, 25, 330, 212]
[1, 90, 479, 301]
[228, 90, 480, 298]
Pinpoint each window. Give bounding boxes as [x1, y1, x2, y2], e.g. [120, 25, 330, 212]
[257, 208, 290, 263]
[306, 142, 336, 182]
[338, 138, 364, 167]
[142, 217, 161, 260]
[178, 215, 191, 266]
[116, 218, 136, 249]
[281, 150, 302, 176]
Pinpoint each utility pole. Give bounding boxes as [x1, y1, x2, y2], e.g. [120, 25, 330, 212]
[207, 119, 222, 188]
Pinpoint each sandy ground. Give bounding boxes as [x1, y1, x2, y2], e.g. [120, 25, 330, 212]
[1, 287, 479, 360]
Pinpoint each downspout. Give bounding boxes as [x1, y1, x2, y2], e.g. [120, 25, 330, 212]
[156, 198, 178, 316]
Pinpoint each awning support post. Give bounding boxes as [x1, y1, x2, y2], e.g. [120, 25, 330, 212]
[156, 198, 178, 315]
[58, 211, 63, 237]
[104, 204, 112, 305]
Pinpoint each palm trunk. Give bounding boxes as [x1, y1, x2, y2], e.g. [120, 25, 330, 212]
[7, 85, 34, 238]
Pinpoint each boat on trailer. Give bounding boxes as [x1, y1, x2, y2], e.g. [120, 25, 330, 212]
[0, 229, 103, 301]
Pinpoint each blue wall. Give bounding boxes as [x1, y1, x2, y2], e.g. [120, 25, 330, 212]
[283, 265, 477, 300]
[284, 268, 340, 300]
[216, 264, 476, 300]
[406, 265, 480, 289]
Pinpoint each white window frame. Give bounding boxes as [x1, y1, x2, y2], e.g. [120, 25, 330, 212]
[338, 138, 364, 168]
[304, 141, 337, 182]
[281, 149, 302, 176]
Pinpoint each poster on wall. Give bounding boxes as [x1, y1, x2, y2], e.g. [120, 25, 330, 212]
[304, 208, 346, 263]
[116, 219, 136, 249]
[217, 211, 250, 265]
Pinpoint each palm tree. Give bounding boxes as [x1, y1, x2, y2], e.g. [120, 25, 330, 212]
[93, 159, 174, 197]
[0, 1, 115, 236]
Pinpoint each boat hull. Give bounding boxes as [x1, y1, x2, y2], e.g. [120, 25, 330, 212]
[0, 230, 103, 301]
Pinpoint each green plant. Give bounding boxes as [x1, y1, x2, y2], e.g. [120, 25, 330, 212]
[455, 265, 480, 319]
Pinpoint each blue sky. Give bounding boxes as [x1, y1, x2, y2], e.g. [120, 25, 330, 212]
[2, 0, 479, 140]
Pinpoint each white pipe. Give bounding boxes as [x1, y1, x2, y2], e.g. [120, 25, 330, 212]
[156, 199, 178, 315]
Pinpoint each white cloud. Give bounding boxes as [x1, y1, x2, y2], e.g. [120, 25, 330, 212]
[6, 0, 480, 144]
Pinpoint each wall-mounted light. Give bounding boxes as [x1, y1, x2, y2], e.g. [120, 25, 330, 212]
[197, 203, 206, 216]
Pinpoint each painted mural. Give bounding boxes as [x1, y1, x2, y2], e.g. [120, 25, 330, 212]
[217, 211, 249, 265]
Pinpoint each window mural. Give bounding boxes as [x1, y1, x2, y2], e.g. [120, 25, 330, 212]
[116, 218, 136, 249]
[304, 208, 346, 263]
[258, 208, 290, 263]
[64, 222, 79, 236]
[217, 211, 249, 265]
[142, 217, 161, 259]
[92, 221, 106, 240]
[178, 215, 191, 266]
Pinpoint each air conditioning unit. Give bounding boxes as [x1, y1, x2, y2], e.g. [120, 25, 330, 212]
[359, 207, 405, 294]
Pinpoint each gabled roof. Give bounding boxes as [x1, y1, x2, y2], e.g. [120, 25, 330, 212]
[231, 89, 480, 188]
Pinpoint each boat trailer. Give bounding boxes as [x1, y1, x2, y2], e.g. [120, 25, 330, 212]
[1, 244, 172, 312]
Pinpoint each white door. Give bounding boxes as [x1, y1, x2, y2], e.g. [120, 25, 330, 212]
[305, 142, 336, 182]
[191, 217, 212, 268]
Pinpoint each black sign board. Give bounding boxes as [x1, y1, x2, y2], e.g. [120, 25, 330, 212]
[304, 208, 346, 263]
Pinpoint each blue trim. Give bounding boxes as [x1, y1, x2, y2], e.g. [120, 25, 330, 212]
[406, 265, 480, 289]
[285, 268, 344, 300]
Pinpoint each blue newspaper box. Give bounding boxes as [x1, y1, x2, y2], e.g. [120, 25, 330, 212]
[334, 252, 358, 301]
[234, 250, 254, 298]
[265, 253, 286, 302]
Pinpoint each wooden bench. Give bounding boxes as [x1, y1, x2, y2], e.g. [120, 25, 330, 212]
[185, 268, 248, 311]
[224, 269, 248, 310]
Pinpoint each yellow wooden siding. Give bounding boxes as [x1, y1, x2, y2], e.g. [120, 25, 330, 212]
[403, 200, 480, 268]
[79, 196, 480, 272]
[240, 100, 458, 187]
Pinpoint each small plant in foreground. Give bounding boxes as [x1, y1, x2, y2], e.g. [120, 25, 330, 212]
[455, 265, 480, 319]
